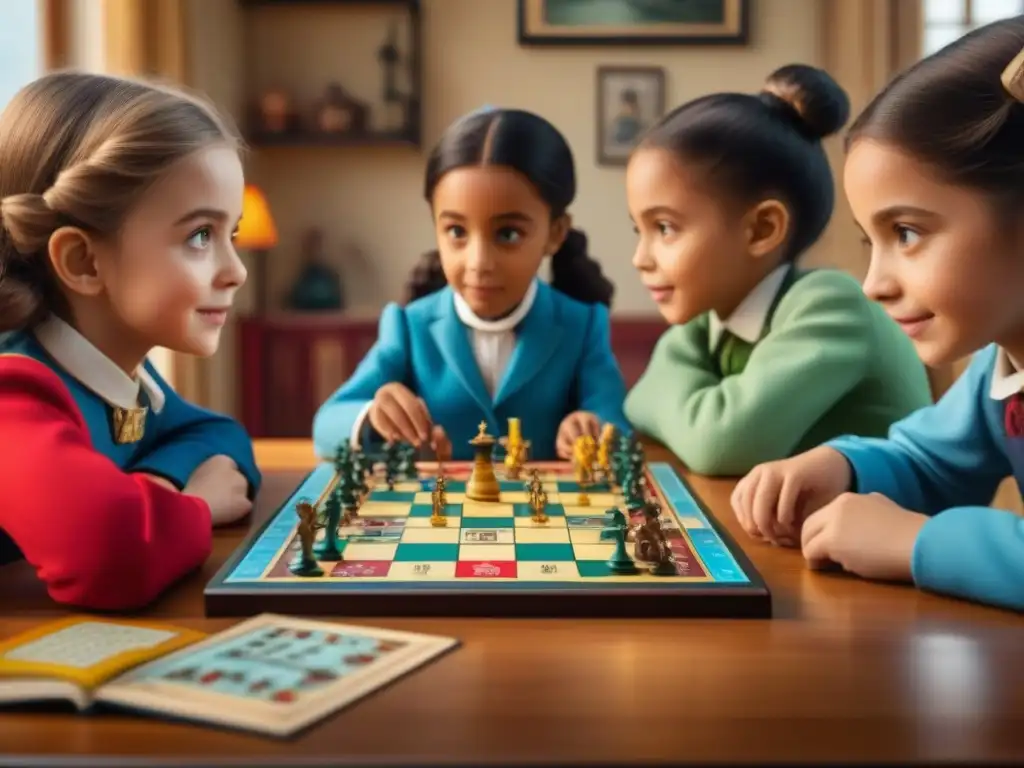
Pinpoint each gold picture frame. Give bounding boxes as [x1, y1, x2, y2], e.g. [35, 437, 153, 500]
[518, 0, 749, 46]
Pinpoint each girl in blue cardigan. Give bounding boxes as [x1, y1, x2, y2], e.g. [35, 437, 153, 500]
[732, 19, 1024, 612]
[313, 108, 628, 460]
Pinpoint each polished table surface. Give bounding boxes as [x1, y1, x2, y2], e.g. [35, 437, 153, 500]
[2, 440, 1023, 766]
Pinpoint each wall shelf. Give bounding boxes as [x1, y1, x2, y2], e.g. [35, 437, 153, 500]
[239, 0, 422, 148]
[245, 129, 419, 148]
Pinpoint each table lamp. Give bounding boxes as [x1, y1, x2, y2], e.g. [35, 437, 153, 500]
[235, 184, 278, 314]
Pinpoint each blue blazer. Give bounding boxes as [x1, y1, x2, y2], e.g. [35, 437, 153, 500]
[312, 281, 628, 460]
[827, 344, 1024, 612]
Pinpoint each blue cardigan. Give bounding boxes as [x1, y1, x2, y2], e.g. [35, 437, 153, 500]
[312, 282, 629, 460]
[827, 344, 1024, 611]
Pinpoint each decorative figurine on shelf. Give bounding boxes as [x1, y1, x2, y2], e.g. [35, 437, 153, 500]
[377, 20, 406, 132]
[315, 82, 368, 136]
[256, 87, 296, 134]
[287, 228, 343, 311]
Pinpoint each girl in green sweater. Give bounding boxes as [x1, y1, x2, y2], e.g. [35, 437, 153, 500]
[623, 64, 932, 476]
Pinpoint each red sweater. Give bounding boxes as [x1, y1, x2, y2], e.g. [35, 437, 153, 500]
[0, 355, 213, 610]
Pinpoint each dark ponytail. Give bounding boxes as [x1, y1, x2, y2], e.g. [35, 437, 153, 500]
[550, 228, 613, 306]
[639, 64, 849, 262]
[416, 107, 614, 306]
[403, 249, 446, 304]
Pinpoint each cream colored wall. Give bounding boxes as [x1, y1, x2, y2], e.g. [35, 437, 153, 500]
[188, 0, 832, 415]
[64, 0, 175, 381]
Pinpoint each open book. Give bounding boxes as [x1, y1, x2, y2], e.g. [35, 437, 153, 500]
[0, 613, 459, 737]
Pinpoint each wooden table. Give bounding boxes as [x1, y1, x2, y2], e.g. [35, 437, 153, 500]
[2, 440, 1023, 766]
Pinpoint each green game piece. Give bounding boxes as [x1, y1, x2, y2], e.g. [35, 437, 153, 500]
[602, 511, 637, 574]
[314, 486, 344, 561]
[600, 507, 627, 540]
[398, 443, 417, 479]
[383, 443, 404, 490]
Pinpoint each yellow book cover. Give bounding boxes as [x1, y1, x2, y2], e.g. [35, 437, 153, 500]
[0, 616, 205, 708]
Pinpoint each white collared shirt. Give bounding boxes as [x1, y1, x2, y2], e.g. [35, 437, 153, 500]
[989, 347, 1024, 401]
[708, 265, 790, 351]
[349, 280, 539, 446]
[452, 278, 537, 397]
[33, 315, 165, 413]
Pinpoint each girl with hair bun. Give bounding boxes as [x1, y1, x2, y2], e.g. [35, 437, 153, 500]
[624, 64, 931, 477]
[0, 72, 260, 610]
[314, 107, 628, 460]
[734, 18, 1024, 612]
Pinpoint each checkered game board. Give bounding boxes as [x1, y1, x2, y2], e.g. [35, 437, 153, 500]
[205, 460, 771, 618]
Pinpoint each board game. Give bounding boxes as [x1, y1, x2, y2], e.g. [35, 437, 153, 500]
[206, 425, 770, 618]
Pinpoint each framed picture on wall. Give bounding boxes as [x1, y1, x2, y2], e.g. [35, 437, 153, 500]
[596, 66, 666, 166]
[517, 0, 749, 46]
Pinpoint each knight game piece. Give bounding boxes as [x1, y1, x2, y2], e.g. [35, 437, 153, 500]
[289, 500, 324, 577]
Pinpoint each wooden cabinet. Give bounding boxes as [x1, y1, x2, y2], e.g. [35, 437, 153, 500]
[239, 312, 666, 438]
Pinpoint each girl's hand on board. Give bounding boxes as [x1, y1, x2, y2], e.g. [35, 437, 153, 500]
[555, 411, 601, 459]
[369, 382, 434, 447]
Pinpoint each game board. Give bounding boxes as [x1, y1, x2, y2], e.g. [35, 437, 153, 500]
[205, 459, 771, 618]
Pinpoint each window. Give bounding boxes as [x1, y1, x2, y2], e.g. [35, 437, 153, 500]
[0, 0, 40, 107]
[924, 0, 1024, 55]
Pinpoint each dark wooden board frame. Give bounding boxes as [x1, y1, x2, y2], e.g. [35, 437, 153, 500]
[205, 464, 772, 618]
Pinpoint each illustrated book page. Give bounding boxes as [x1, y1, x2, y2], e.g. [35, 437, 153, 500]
[94, 613, 460, 737]
[0, 616, 205, 709]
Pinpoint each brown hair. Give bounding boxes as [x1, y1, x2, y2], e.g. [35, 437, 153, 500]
[846, 17, 1024, 211]
[0, 71, 240, 331]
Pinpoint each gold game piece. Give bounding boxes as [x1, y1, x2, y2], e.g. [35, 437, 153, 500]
[531, 488, 549, 523]
[466, 420, 500, 502]
[430, 477, 448, 527]
[501, 417, 530, 480]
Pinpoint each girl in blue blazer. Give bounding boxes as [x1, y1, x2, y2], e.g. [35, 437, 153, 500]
[313, 108, 629, 461]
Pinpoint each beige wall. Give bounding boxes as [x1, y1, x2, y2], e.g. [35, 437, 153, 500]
[188, 0, 838, 415]
[63, 0, 176, 381]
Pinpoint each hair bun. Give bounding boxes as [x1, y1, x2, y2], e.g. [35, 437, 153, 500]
[760, 64, 851, 139]
[0, 192, 57, 256]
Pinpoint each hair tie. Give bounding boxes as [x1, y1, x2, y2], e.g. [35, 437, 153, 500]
[1001, 45, 1024, 102]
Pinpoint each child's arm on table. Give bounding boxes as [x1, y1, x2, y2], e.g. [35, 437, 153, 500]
[626, 273, 873, 475]
[826, 346, 1021, 610]
[0, 356, 213, 611]
[312, 303, 411, 456]
[128, 363, 261, 497]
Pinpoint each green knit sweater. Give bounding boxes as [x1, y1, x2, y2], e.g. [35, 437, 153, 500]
[624, 268, 933, 476]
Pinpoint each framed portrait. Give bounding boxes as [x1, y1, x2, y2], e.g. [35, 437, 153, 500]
[517, 0, 749, 46]
[596, 66, 665, 166]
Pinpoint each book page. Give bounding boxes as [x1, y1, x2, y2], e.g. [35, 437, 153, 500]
[0, 617, 205, 689]
[98, 613, 458, 737]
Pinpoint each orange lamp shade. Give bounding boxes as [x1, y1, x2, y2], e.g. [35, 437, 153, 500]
[236, 184, 278, 249]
